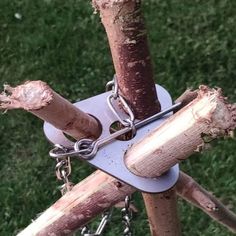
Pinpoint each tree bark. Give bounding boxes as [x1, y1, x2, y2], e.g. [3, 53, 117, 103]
[142, 189, 181, 236]
[94, 2, 180, 235]
[93, 0, 160, 119]
[0, 80, 101, 140]
[176, 171, 236, 233]
[18, 171, 135, 236]
[18, 87, 236, 235]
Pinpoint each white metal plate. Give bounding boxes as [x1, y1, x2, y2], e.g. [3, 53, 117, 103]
[43, 85, 179, 193]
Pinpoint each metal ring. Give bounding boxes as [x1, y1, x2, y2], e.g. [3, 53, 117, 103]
[74, 139, 96, 160]
[107, 94, 131, 127]
[119, 95, 135, 123]
[105, 80, 114, 92]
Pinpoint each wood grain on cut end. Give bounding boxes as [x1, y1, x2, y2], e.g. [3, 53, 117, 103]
[0, 80, 52, 110]
[175, 88, 198, 111]
[0, 80, 102, 140]
[125, 86, 236, 178]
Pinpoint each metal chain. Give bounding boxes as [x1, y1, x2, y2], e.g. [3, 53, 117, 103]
[81, 209, 113, 236]
[107, 76, 136, 132]
[53, 146, 113, 235]
[121, 196, 133, 236]
[55, 146, 74, 195]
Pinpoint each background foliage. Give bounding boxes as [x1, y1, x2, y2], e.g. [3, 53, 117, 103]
[0, 0, 235, 235]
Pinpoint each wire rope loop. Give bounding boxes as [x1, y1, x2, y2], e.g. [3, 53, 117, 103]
[74, 138, 97, 160]
[106, 75, 136, 137]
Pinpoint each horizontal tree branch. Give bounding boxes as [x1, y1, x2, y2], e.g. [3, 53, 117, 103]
[176, 171, 236, 233]
[0, 80, 101, 140]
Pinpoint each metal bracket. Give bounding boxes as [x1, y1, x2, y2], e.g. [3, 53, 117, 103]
[43, 85, 179, 193]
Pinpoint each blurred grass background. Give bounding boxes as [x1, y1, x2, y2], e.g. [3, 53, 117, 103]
[0, 0, 236, 235]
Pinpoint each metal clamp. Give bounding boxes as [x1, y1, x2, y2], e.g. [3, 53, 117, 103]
[44, 84, 180, 193]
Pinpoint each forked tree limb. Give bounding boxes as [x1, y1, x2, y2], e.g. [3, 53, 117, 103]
[18, 86, 236, 235]
[93, 0, 161, 119]
[0, 81, 102, 140]
[176, 171, 236, 233]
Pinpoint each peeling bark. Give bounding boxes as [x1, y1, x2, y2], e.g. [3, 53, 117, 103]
[176, 172, 236, 233]
[125, 86, 236, 177]
[93, 0, 160, 119]
[0, 81, 102, 140]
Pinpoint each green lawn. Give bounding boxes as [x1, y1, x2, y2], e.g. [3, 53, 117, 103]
[0, 0, 236, 235]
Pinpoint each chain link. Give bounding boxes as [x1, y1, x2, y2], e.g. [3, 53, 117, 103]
[107, 76, 136, 131]
[53, 144, 113, 236]
[121, 196, 133, 236]
[81, 209, 113, 236]
[54, 145, 74, 195]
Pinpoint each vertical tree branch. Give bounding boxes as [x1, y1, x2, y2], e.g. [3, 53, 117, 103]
[93, 0, 160, 119]
[143, 189, 181, 236]
[93, 1, 179, 235]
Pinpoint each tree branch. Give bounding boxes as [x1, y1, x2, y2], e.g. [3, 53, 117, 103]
[0, 80, 102, 140]
[93, 0, 160, 119]
[93, 1, 179, 235]
[176, 171, 236, 233]
[125, 86, 236, 177]
[18, 86, 236, 235]
[142, 189, 181, 236]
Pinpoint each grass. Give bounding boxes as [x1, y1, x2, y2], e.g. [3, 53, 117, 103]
[0, 0, 236, 235]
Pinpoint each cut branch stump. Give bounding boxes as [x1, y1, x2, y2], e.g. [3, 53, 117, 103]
[0, 81, 101, 140]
